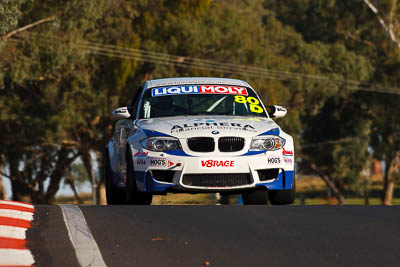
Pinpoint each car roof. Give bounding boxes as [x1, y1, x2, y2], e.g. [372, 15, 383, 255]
[144, 77, 252, 89]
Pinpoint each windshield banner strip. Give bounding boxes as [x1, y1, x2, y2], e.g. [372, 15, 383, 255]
[152, 85, 248, 97]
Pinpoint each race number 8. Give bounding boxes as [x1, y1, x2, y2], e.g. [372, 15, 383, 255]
[234, 96, 263, 113]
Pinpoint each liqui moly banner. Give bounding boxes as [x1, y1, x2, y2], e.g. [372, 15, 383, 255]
[152, 85, 248, 97]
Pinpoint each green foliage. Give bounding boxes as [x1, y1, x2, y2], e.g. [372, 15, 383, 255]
[0, 0, 32, 35]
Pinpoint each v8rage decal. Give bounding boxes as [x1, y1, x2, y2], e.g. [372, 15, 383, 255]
[152, 85, 248, 96]
[199, 159, 236, 169]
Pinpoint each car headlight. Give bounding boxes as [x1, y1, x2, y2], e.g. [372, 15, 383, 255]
[141, 137, 181, 151]
[250, 136, 286, 151]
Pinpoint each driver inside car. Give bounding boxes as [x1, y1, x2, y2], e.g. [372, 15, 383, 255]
[150, 95, 186, 117]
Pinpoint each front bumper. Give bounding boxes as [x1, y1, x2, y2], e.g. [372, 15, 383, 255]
[132, 150, 295, 193]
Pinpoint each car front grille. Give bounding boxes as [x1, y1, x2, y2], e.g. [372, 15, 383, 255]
[182, 173, 252, 187]
[187, 137, 245, 152]
[187, 137, 215, 152]
[218, 137, 245, 152]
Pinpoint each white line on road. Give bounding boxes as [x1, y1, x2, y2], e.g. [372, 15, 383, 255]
[60, 204, 107, 267]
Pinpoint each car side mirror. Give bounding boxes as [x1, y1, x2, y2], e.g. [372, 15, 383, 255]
[267, 105, 287, 118]
[112, 106, 131, 120]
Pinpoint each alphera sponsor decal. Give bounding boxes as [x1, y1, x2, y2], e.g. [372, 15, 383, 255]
[267, 156, 281, 164]
[199, 159, 236, 169]
[171, 122, 256, 133]
[152, 85, 248, 96]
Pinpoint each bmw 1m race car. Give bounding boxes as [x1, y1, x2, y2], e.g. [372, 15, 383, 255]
[105, 77, 295, 205]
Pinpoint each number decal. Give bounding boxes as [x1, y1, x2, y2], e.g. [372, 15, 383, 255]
[234, 96, 264, 113]
[247, 97, 259, 105]
[250, 104, 263, 113]
[234, 95, 247, 103]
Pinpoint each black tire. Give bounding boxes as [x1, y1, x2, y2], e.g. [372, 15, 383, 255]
[269, 175, 296, 205]
[242, 188, 269, 205]
[105, 151, 125, 205]
[126, 150, 153, 205]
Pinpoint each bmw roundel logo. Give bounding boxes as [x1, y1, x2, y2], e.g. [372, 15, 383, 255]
[212, 130, 220, 135]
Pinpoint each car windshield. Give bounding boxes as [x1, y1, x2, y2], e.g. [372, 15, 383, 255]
[139, 84, 268, 119]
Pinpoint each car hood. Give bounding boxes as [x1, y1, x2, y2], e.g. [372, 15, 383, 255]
[136, 116, 280, 138]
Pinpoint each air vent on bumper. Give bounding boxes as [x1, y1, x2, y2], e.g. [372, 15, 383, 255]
[182, 173, 252, 187]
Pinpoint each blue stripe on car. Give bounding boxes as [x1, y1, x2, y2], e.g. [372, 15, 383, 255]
[240, 150, 267, 156]
[147, 174, 177, 192]
[256, 170, 294, 190]
[135, 170, 176, 192]
[143, 129, 172, 137]
[257, 127, 280, 136]
[165, 150, 193, 157]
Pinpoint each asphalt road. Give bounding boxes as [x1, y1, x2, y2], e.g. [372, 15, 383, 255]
[27, 205, 400, 267]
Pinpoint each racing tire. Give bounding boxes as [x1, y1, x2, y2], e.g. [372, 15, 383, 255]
[268, 176, 296, 205]
[105, 151, 126, 205]
[126, 150, 153, 205]
[242, 188, 269, 205]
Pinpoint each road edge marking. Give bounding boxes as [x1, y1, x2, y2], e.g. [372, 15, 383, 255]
[59, 204, 107, 267]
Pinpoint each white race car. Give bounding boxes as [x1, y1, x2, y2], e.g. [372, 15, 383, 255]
[105, 77, 295, 205]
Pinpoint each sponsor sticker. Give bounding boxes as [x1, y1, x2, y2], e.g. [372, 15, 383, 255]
[282, 147, 294, 156]
[134, 150, 148, 158]
[199, 159, 236, 169]
[150, 158, 166, 167]
[171, 122, 256, 133]
[135, 159, 147, 166]
[267, 156, 281, 165]
[152, 85, 248, 97]
[284, 157, 293, 165]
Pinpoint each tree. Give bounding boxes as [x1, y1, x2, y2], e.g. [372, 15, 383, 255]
[268, 0, 400, 204]
[0, 0, 109, 203]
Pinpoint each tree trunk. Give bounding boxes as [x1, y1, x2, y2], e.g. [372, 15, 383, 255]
[0, 164, 6, 200]
[45, 148, 73, 204]
[97, 183, 107, 205]
[67, 179, 83, 204]
[364, 187, 369, 205]
[0, 177, 6, 200]
[7, 153, 32, 202]
[97, 151, 107, 205]
[382, 155, 398, 205]
[10, 179, 31, 203]
[307, 161, 345, 205]
[81, 150, 97, 204]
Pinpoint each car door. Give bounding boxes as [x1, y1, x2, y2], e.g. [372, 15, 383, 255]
[113, 85, 144, 182]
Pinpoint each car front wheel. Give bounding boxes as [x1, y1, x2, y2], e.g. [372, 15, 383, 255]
[242, 188, 269, 205]
[126, 150, 153, 205]
[105, 151, 125, 205]
[268, 175, 296, 205]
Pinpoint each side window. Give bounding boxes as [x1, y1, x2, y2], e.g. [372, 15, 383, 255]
[129, 85, 144, 119]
